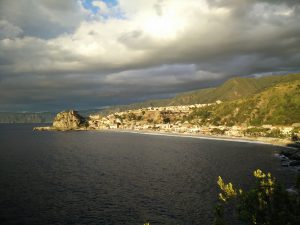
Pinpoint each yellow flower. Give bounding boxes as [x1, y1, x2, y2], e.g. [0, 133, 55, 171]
[253, 169, 266, 179]
[217, 176, 238, 202]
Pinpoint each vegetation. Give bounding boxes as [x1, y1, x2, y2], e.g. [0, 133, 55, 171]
[188, 80, 300, 126]
[170, 74, 300, 106]
[143, 170, 300, 225]
[213, 170, 300, 225]
[163, 117, 171, 124]
[211, 128, 226, 135]
[3, 73, 300, 124]
[101, 73, 300, 115]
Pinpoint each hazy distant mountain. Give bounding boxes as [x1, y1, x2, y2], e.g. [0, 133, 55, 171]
[0, 112, 56, 124]
[0, 109, 103, 124]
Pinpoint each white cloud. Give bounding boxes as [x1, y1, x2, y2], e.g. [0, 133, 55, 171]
[92, 0, 110, 15]
[1, 0, 300, 75]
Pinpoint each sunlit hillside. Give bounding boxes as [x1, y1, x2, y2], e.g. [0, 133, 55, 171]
[188, 79, 300, 126]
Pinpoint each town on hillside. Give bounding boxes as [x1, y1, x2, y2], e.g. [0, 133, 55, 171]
[34, 100, 300, 143]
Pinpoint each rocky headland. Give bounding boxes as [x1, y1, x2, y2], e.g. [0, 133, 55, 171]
[33, 110, 87, 131]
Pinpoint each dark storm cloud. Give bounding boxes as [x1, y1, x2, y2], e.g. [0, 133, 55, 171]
[0, 64, 221, 111]
[0, 0, 300, 111]
[0, 0, 86, 39]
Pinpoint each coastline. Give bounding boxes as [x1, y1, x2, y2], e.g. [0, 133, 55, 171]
[34, 125, 294, 147]
[105, 129, 300, 170]
[88, 128, 294, 148]
[34, 125, 300, 170]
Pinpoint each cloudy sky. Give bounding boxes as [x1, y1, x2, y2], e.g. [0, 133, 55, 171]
[0, 0, 300, 111]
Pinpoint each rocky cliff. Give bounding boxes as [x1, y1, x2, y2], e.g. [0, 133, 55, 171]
[52, 110, 86, 130]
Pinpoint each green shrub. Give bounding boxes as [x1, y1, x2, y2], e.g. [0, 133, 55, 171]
[147, 118, 153, 123]
[127, 113, 137, 121]
[163, 117, 171, 124]
[211, 128, 226, 135]
[265, 128, 284, 138]
[293, 127, 300, 133]
[291, 133, 300, 141]
[244, 127, 270, 137]
[213, 169, 300, 225]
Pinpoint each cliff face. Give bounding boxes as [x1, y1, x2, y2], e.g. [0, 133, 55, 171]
[53, 110, 86, 130]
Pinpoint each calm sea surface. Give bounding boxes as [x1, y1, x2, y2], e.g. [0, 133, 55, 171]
[0, 124, 295, 225]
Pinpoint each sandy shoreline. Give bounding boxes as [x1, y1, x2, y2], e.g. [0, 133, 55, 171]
[34, 125, 296, 149]
[89, 128, 294, 148]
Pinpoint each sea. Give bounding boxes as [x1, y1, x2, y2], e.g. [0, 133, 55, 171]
[0, 124, 296, 225]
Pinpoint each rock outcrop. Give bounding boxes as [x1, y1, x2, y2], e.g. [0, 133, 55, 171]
[280, 144, 300, 170]
[52, 110, 86, 130]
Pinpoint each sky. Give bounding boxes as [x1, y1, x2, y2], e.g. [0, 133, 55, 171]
[0, 0, 300, 112]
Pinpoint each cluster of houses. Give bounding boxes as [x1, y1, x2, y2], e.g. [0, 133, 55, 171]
[86, 102, 299, 139]
[88, 103, 215, 131]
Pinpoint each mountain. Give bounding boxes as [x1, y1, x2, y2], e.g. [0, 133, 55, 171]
[0, 112, 56, 123]
[101, 73, 300, 114]
[188, 79, 300, 126]
[168, 73, 300, 105]
[2, 73, 300, 123]
[0, 109, 103, 124]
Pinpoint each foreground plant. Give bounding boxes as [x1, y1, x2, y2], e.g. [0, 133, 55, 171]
[213, 169, 300, 225]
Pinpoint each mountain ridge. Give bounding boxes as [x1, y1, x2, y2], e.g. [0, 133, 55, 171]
[1, 73, 300, 123]
[188, 79, 300, 126]
[101, 73, 300, 114]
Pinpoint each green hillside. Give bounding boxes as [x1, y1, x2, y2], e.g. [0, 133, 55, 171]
[2, 73, 300, 123]
[188, 79, 300, 126]
[101, 73, 300, 115]
[168, 73, 300, 105]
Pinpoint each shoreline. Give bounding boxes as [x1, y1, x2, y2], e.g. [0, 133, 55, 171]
[33, 125, 296, 148]
[34, 125, 300, 170]
[88, 128, 294, 148]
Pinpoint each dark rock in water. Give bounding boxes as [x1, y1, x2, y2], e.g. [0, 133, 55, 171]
[279, 147, 300, 168]
[286, 142, 300, 149]
[281, 148, 300, 160]
[289, 160, 300, 167]
[291, 152, 300, 160]
[286, 188, 299, 196]
[52, 110, 86, 130]
[281, 162, 290, 167]
[281, 148, 299, 158]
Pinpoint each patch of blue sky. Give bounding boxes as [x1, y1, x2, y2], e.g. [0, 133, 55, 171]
[81, 0, 125, 19]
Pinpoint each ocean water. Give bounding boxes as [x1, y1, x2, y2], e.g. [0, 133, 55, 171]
[0, 124, 295, 225]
